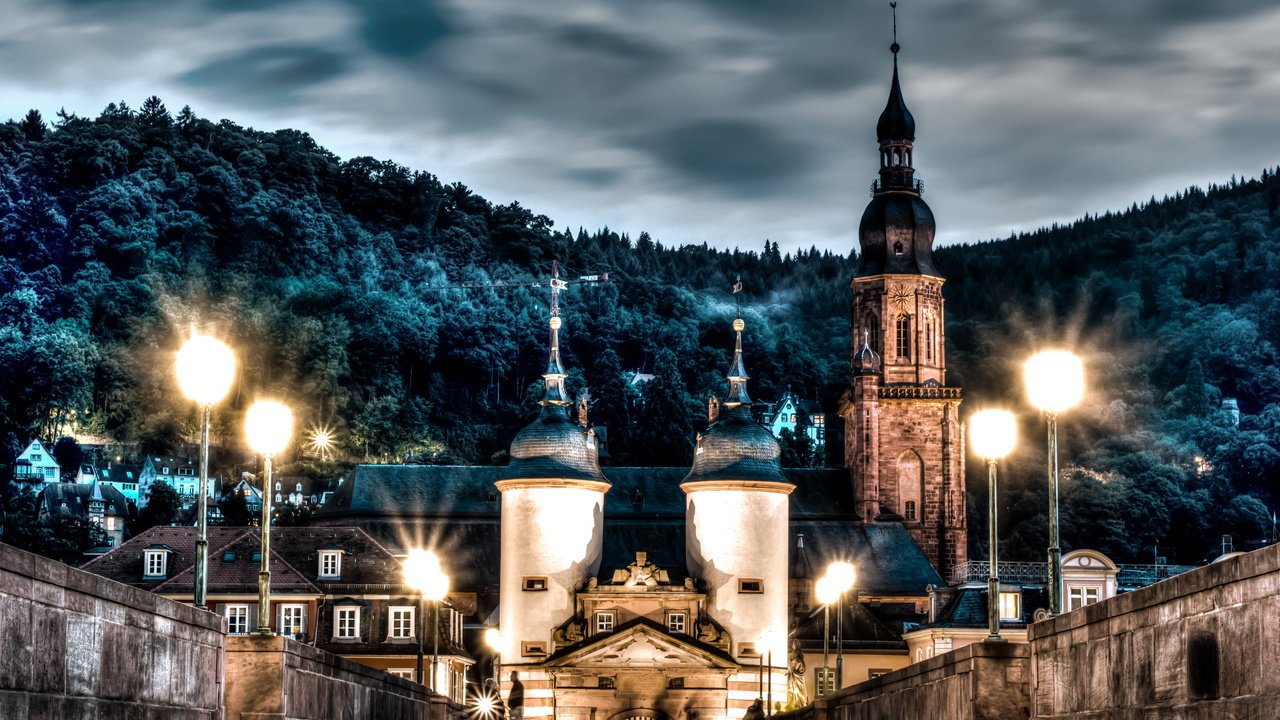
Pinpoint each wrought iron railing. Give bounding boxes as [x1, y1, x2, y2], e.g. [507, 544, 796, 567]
[869, 178, 924, 197]
[879, 385, 962, 400]
[951, 560, 1198, 587]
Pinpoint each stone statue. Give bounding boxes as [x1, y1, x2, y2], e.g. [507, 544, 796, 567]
[624, 551, 661, 587]
[787, 638, 808, 708]
[707, 394, 720, 423]
[577, 395, 589, 427]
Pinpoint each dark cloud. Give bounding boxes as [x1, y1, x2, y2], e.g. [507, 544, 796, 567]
[207, 0, 299, 11]
[179, 45, 348, 104]
[348, 0, 451, 58]
[554, 23, 671, 66]
[628, 120, 813, 196]
[562, 167, 624, 187]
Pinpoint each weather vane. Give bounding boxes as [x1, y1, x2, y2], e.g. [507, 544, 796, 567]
[890, 2, 900, 54]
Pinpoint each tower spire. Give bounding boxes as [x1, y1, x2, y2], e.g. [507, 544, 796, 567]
[876, 2, 917, 194]
[724, 279, 752, 408]
[541, 261, 570, 406]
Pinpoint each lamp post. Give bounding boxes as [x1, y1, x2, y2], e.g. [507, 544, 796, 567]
[404, 549, 450, 692]
[246, 400, 292, 635]
[176, 335, 236, 610]
[814, 576, 839, 698]
[970, 409, 1018, 642]
[484, 628, 502, 687]
[1024, 350, 1084, 615]
[825, 561, 856, 691]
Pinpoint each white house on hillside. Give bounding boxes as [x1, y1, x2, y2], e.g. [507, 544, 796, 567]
[14, 439, 61, 484]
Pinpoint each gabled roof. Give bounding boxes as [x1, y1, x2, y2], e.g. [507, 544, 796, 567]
[793, 597, 908, 651]
[920, 584, 1050, 630]
[543, 617, 739, 670]
[37, 483, 128, 519]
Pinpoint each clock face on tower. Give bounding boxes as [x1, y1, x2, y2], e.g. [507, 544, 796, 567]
[889, 285, 913, 313]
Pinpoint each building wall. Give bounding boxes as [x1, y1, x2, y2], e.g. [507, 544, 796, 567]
[685, 489, 790, 661]
[499, 485, 606, 664]
[0, 541, 225, 718]
[1029, 541, 1280, 718]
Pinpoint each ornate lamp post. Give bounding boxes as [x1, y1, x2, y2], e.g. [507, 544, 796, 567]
[484, 628, 503, 687]
[824, 561, 856, 691]
[246, 400, 292, 635]
[1024, 350, 1084, 615]
[969, 409, 1017, 641]
[404, 549, 450, 691]
[175, 335, 235, 610]
[814, 575, 839, 698]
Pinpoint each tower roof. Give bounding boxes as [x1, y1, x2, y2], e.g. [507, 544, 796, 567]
[876, 53, 916, 143]
[852, 334, 883, 376]
[499, 311, 607, 486]
[682, 316, 790, 487]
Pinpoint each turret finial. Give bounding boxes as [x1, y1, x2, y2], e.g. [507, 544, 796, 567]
[541, 261, 570, 406]
[725, 279, 752, 407]
[890, 2, 900, 55]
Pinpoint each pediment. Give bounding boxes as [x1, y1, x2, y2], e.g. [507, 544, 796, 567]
[544, 621, 737, 670]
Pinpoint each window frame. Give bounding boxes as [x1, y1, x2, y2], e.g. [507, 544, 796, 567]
[522, 576, 548, 591]
[225, 604, 250, 635]
[594, 611, 615, 634]
[279, 603, 307, 638]
[667, 611, 687, 634]
[738, 578, 764, 594]
[318, 550, 342, 579]
[389, 605, 417, 640]
[895, 314, 911, 361]
[143, 549, 167, 578]
[998, 591, 1021, 621]
[334, 606, 361, 640]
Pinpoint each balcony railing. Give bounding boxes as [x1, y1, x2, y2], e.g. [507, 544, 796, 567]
[951, 560, 1198, 587]
[879, 385, 962, 400]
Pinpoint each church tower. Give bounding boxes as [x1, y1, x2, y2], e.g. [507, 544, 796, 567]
[842, 37, 967, 577]
[496, 304, 610, 666]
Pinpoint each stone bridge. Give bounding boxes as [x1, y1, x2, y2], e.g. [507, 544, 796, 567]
[779, 541, 1280, 720]
[0, 541, 466, 719]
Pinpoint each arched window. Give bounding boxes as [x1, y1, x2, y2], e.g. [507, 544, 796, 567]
[925, 315, 934, 362]
[893, 241, 904, 255]
[898, 450, 923, 522]
[865, 315, 880, 353]
[896, 315, 911, 360]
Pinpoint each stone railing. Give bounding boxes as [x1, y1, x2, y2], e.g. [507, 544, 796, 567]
[878, 385, 962, 400]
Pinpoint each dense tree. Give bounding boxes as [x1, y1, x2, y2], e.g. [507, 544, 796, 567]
[134, 481, 181, 533]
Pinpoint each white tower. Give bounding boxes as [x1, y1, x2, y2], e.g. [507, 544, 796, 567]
[496, 311, 610, 667]
[683, 316, 794, 665]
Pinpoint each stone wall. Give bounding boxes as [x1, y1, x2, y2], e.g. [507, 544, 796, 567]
[1029, 542, 1280, 718]
[0, 542, 225, 719]
[225, 634, 465, 720]
[777, 642, 1030, 720]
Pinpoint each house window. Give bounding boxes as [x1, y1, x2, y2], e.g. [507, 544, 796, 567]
[335, 607, 360, 640]
[319, 550, 342, 578]
[296, 483, 303, 492]
[790, 413, 797, 422]
[896, 315, 911, 360]
[739, 578, 764, 594]
[667, 612, 687, 634]
[226, 605, 250, 635]
[904, 500, 917, 521]
[275, 493, 282, 503]
[279, 604, 306, 637]
[162, 467, 171, 475]
[275, 482, 281, 491]
[143, 550, 167, 578]
[521, 641, 547, 657]
[595, 612, 615, 633]
[522, 576, 548, 591]
[1068, 586, 1101, 611]
[388, 669, 415, 681]
[390, 606, 416, 639]
[30, 453, 42, 462]
[998, 591, 1021, 621]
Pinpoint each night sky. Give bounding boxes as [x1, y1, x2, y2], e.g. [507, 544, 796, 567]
[2, 0, 1278, 254]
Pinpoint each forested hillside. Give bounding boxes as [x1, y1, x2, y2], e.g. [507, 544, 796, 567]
[1, 99, 1277, 564]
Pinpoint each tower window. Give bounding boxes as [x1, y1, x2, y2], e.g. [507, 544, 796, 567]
[925, 318, 934, 362]
[904, 501, 917, 521]
[523, 576, 548, 591]
[896, 315, 911, 360]
[893, 241, 904, 255]
[521, 641, 548, 657]
[738, 578, 764, 594]
[864, 316, 880, 353]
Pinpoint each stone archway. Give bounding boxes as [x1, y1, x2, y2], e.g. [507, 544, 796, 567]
[608, 710, 669, 720]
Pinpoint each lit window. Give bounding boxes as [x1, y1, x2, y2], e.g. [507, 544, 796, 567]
[390, 606, 416, 639]
[896, 315, 911, 360]
[335, 607, 360, 639]
[275, 493, 282, 503]
[226, 605, 250, 635]
[319, 550, 342, 579]
[1067, 586, 1101, 611]
[279, 604, 306, 637]
[998, 591, 1020, 621]
[595, 612, 615, 633]
[163, 467, 171, 475]
[522, 577, 548, 591]
[904, 501, 917, 521]
[275, 482, 281, 491]
[667, 612, 687, 634]
[143, 549, 167, 578]
[296, 483, 303, 492]
[388, 669, 415, 680]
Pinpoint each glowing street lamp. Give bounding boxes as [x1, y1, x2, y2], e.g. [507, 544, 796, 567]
[823, 561, 856, 691]
[1024, 350, 1084, 615]
[306, 424, 335, 460]
[814, 576, 839, 698]
[246, 400, 293, 635]
[176, 335, 236, 610]
[484, 627, 503, 687]
[970, 409, 1017, 641]
[404, 549, 450, 690]
[756, 628, 781, 716]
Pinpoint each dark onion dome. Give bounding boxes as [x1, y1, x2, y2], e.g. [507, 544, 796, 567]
[876, 54, 915, 143]
[852, 336, 882, 376]
[857, 192, 939, 277]
[499, 316, 608, 486]
[683, 318, 791, 488]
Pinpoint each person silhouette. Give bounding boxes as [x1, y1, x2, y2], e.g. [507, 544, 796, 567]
[508, 671, 525, 720]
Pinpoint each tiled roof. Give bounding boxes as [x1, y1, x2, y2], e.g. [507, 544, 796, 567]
[922, 585, 1050, 630]
[81, 526, 410, 594]
[37, 483, 128, 518]
[793, 596, 908, 651]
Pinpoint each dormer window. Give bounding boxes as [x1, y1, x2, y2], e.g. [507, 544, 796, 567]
[143, 549, 168, 579]
[998, 591, 1021, 621]
[319, 550, 342, 579]
[162, 467, 171, 475]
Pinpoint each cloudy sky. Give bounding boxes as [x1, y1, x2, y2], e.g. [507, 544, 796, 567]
[2, 0, 1279, 254]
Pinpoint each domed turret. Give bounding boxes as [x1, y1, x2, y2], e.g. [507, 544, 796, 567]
[683, 318, 788, 486]
[876, 53, 915, 143]
[852, 334, 882, 376]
